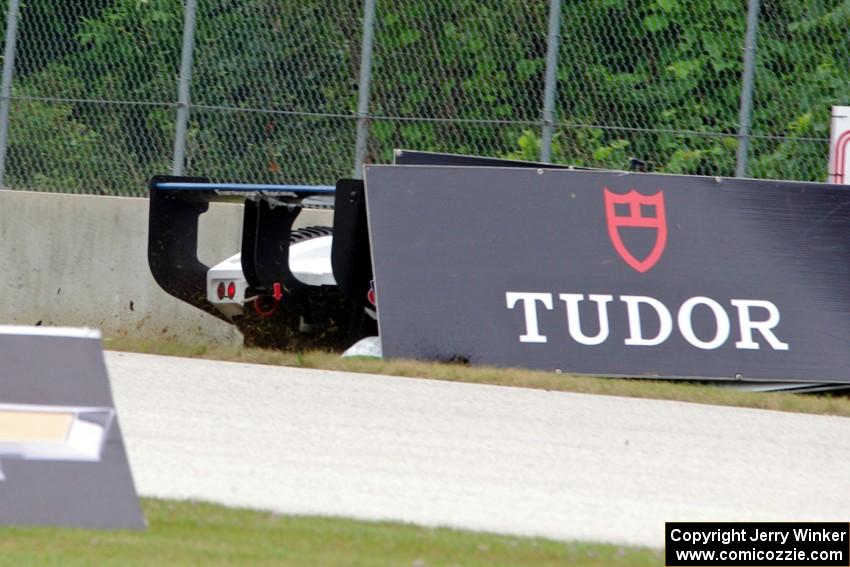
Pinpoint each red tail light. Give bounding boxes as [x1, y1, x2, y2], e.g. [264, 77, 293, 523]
[227, 282, 236, 299]
[216, 282, 226, 300]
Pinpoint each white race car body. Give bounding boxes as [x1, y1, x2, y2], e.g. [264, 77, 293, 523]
[206, 235, 336, 318]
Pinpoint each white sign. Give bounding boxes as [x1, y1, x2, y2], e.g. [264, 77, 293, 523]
[828, 105, 850, 184]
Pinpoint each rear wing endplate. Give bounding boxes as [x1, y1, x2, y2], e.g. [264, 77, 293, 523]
[147, 175, 336, 316]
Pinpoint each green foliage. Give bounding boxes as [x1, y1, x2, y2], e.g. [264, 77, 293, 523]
[527, 0, 849, 178]
[5, 0, 849, 194]
[181, 0, 361, 183]
[9, 0, 179, 193]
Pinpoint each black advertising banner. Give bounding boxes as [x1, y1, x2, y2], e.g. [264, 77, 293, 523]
[364, 165, 850, 383]
[0, 326, 144, 529]
[393, 148, 578, 169]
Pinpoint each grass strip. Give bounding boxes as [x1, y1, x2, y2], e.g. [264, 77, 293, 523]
[0, 498, 660, 567]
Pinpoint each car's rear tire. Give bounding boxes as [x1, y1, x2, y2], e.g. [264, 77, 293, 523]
[234, 226, 370, 351]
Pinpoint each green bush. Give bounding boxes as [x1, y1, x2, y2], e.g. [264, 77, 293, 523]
[6, 0, 847, 193]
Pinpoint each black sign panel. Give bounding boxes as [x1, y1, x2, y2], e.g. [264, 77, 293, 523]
[394, 149, 579, 169]
[0, 327, 144, 529]
[364, 165, 850, 383]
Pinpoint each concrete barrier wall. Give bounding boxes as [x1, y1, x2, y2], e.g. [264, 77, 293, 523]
[0, 190, 331, 345]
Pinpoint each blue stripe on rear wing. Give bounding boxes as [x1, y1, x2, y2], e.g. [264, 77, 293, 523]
[153, 181, 335, 194]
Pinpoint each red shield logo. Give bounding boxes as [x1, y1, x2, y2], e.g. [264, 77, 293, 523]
[604, 188, 667, 273]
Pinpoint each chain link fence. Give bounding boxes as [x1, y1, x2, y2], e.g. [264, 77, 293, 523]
[0, 0, 847, 196]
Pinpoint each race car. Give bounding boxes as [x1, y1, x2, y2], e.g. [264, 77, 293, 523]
[147, 174, 376, 349]
[147, 151, 563, 350]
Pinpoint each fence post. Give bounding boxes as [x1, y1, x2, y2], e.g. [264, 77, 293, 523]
[540, 0, 561, 163]
[0, 0, 21, 188]
[172, 0, 198, 176]
[735, 0, 761, 178]
[352, 0, 376, 179]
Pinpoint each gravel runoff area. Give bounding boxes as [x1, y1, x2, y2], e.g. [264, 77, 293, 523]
[105, 351, 850, 548]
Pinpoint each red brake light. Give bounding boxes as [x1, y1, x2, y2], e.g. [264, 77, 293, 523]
[227, 281, 236, 299]
[217, 282, 225, 300]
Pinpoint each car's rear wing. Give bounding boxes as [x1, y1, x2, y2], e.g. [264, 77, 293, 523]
[148, 175, 356, 318]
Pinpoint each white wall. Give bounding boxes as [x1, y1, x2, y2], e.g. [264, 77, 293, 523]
[0, 190, 332, 344]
